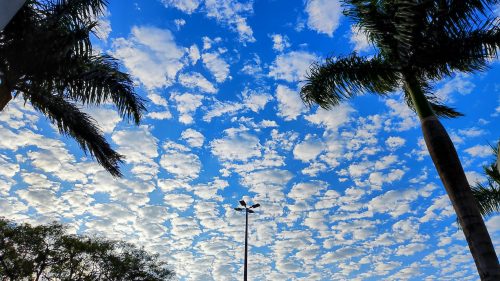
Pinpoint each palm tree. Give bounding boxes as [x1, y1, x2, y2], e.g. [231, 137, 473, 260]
[0, 0, 145, 177]
[472, 143, 500, 218]
[300, 0, 500, 279]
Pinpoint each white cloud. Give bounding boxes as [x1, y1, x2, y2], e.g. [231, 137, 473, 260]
[464, 144, 491, 158]
[188, 44, 201, 64]
[83, 107, 121, 134]
[385, 99, 418, 131]
[95, 8, 112, 41]
[396, 243, 427, 256]
[210, 130, 261, 161]
[178, 72, 217, 93]
[385, 136, 406, 150]
[243, 89, 272, 112]
[288, 181, 327, 202]
[293, 135, 325, 162]
[147, 111, 172, 120]
[305, 105, 354, 132]
[174, 18, 186, 29]
[275, 85, 306, 121]
[202, 52, 230, 83]
[112, 126, 159, 177]
[204, 0, 255, 42]
[161, 141, 201, 180]
[435, 74, 475, 102]
[305, 0, 342, 37]
[349, 25, 370, 52]
[369, 188, 423, 218]
[203, 100, 244, 122]
[161, 0, 202, 14]
[170, 92, 204, 124]
[269, 51, 317, 82]
[112, 26, 186, 89]
[181, 129, 205, 148]
[270, 34, 291, 52]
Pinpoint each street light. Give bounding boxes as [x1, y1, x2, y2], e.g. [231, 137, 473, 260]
[234, 199, 260, 281]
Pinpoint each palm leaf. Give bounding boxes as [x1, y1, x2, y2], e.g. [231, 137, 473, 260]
[301, 54, 400, 109]
[471, 143, 500, 217]
[343, 0, 399, 56]
[472, 183, 500, 217]
[428, 0, 498, 37]
[54, 55, 145, 124]
[20, 86, 123, 177]
[415, 19, 500, 80]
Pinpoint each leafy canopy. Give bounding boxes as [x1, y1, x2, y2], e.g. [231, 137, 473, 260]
[0, 218, 174, 280]
[0, 0, 146, 176]
[301, 0, 499, 117]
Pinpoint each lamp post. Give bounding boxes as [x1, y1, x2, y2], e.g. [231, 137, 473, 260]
[234, 200, 260, 281]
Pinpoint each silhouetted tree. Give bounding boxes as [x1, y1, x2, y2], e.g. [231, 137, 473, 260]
[472, 142, 500, 218]
[0, 0, 146, 177]
[300, 0, 500, 279]
[0, 219, 174, 280]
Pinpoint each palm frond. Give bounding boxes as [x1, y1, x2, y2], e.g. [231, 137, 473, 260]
[301, 54, 399, 109]
[472, 183, 500, 217]
[403, 78, 464, 118]
[343, 0, 399, 57]
[428, 0, 498, 37]
[53, 55, 145, 124]
[30, 0, 108, 20]
[20, 86, 123, 177]
[415, 19, 500, 79]
[471, 142, 500, 217]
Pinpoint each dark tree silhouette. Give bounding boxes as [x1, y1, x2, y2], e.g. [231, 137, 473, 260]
[300, 0, 500, 279]
[0, 0, 146, 177]
[472, 142, 500, 218]
[0, 218, 174, 280]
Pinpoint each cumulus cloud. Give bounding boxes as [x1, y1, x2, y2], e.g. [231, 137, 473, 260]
[160, 141, 201, 180]
[83, 107, 121, 134]
[305, 0, 342, 37]
[269, 51, 317, 82]
[274, 85, 306, 121]
[464, 144, 491, 158]
[181, 129, 205, 148]
[305, 104, 354, 132]
[112, 126, 159, 178]
[163, 0, 255, 42]
[161, 0, 202, 13]
[112, 26, 186, 89]
[349, 25, 370, 52]
[178, 72, 217, 93]
[170, 92, 204, 124]
[270, 34, 291, 52]
[293, 135, 325, 162]
[210, 129, 261, 161]
[385, 136, 406, 150]
[202, 52, 230, 83]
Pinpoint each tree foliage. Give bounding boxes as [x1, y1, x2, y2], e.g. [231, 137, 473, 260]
[472, 142, 500, 218]
[0, 0, 146, 177]
[301, 0, 499, 117]
[0, 219, 174, 281]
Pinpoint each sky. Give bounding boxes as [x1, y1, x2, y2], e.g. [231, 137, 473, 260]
[1, 0, 500, 280]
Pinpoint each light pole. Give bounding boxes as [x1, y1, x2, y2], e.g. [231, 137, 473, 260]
[234, 200, 260, 281]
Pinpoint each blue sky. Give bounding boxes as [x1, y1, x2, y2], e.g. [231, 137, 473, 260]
[1, 0, 500, 280]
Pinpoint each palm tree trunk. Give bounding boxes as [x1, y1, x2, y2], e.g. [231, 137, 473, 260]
[0, 83, 12, 111]
[405, 76, 500, 280]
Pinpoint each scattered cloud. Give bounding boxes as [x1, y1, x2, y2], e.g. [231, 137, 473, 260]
[305, 0, 342, 37]
[112, 26, 186, 89]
